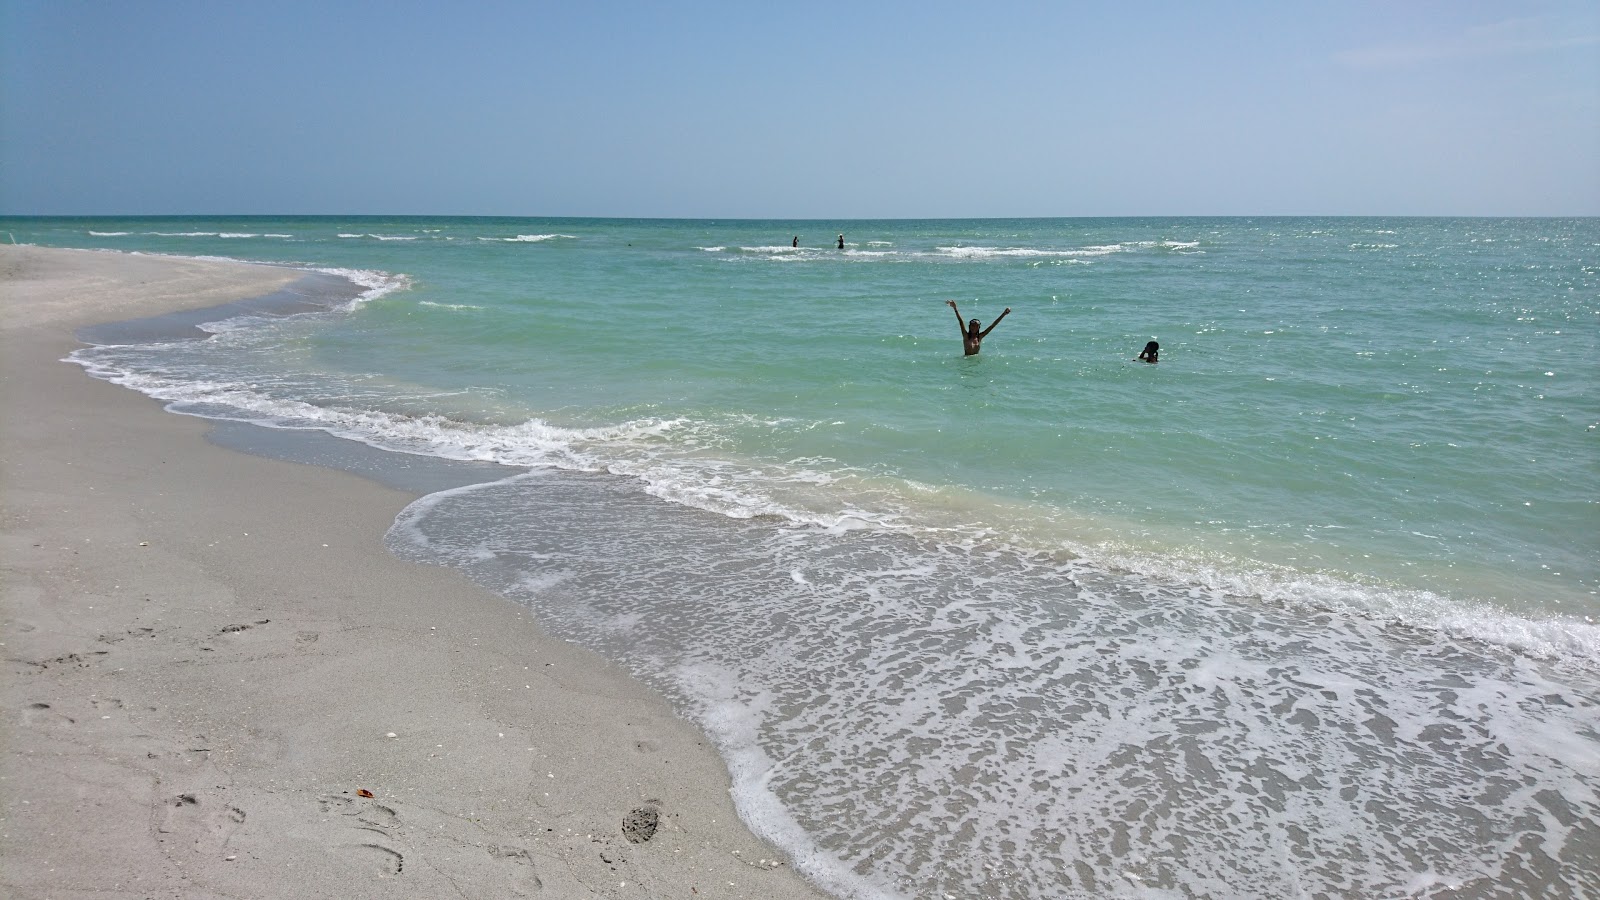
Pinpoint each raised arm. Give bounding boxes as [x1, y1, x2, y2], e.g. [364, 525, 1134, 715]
[979, 307, 1011, 338]
[946, 300, 965, 331]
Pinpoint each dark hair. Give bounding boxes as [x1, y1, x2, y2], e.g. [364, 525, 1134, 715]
[1144, 341, 1159, 352]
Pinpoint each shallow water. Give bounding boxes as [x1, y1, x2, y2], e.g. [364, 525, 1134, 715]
[14, 215, 1600, 896]
[391, 468, 1600, 898]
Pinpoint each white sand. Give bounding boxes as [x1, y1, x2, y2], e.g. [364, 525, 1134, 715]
[0, 246, 833, 899]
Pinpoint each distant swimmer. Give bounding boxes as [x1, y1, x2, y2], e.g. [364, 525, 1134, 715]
[837, 233, 845, 249]
[793, 236, 799, 248]
[947, 300, 1011, 356]
[1138, 340, 1159, 363]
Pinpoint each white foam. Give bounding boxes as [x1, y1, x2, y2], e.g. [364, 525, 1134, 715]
[88, 231, 130, 236]
[304, 266, 410, 309]
[737, 245, 806, 254]
[937, 244, 1125, 259]
[417, 300, 485, 311]
[671, 660, 906, 900]
[515, 570, 573, 596]
[383, 473, 1600, 899]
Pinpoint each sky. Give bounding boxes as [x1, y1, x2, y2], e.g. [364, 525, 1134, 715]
[2, 1, 1597, 218]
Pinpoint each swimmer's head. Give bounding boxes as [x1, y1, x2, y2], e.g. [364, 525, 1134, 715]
[969, 319, 982, 333]
[1145, 341, 1159, 353]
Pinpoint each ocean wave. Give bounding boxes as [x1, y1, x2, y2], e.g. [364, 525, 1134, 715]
[88, 231, 130, 236]
[186, 265, 410, 338]
[939, 240, 1203, 260]
[728, 245, 896, 262]
[708, 242, 1207, 262]
[147, 231, 219, 237]
[487, 234, 575, 243]
[736, 245, 807, 254]
[418, 300, 486, 311]
[937, 244, 1125, 259]
[306, 266, 410, 309]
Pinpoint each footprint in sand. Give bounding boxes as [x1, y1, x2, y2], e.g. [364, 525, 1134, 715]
[96, 627, 155, 644]
[488, 845, 545, 891]
[345, 842, 404, 875]
[155, 792, 247, 855]
[318, 793, 402, 834]
[317, 794, 355, 814]
[358, 803, 400, 830]
[20, 701, 75, 727]
[317, 796, 417, 878]
[26, 650, 111, 671]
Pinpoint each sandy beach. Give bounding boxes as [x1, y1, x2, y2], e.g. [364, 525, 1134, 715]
[0, 246, 831, 899]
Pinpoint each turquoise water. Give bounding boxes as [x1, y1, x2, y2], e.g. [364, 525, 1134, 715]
[11, 216, 1600, 897]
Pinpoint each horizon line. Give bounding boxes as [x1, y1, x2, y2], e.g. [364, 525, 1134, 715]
[4, 212, 1598, 221]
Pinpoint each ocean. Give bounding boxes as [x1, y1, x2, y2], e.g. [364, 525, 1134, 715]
[8, 215, 1597, 897]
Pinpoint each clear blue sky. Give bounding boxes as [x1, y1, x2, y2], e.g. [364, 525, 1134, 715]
[3, 1, 1596, 217]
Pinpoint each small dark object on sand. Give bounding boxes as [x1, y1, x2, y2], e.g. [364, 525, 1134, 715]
[622, 805, 660, 843]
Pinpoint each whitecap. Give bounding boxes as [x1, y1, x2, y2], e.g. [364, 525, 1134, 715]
[418, 300, 486, 311]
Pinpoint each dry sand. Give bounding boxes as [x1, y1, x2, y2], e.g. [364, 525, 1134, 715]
[0, 246, 833, 899]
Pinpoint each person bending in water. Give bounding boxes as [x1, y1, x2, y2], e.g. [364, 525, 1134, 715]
[947, 300, 1011, 356]
[1138, 340, 1159, 363]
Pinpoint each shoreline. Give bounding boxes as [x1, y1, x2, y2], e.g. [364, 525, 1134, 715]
[0, 246, 832, 898]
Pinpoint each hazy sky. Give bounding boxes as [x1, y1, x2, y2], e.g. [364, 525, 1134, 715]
[3, 1, 1597, 217]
